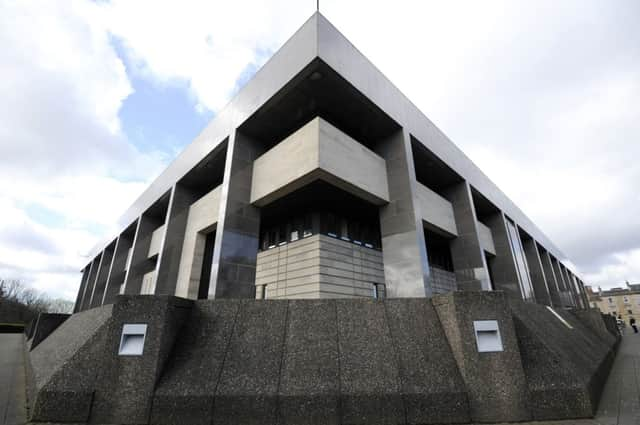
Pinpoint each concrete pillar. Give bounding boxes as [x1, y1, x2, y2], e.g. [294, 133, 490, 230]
[81, 256, 101, 311]
[560, 265, 576, 308]
[550, 257, 569, 308]
[90, 246, 115, 309]
[124, 215, 158, 295]
[443, 181, 490, 291]
[73, 266, 91, 313]
[87, 252, 105, 309]
[154, 184, 198, 296]
[579, 280, 590, 309]
[540, 249, 561, 307]
[103, 230, 135, 305]
[375, 130, 430, 297]
[522, 239, 551, 306]
[484, 212, 521, 299]
[209, 131, 262, 298]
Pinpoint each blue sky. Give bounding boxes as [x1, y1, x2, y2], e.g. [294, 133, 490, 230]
[1, 0, 639, 300]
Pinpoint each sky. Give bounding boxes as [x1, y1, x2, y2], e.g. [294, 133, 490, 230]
[0, 0, 638, 300]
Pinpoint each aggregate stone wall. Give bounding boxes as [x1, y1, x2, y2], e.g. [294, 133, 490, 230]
[26, 293, 618, 425]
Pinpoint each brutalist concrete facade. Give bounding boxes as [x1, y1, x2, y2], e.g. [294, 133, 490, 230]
[71, 13, 589, 310]
[26, 294, 618, 424]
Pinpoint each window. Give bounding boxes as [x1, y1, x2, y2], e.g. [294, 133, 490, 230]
[609, 298, 613, 303]
[628, 310, 633, 315]
[372, 283, 378, 299]
[339, 217, 350, 241]
[303, 213, 313, 237]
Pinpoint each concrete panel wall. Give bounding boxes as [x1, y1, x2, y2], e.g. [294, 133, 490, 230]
[255, 234, 384, 299]
[148, 224, 166, 257]
[175, 186, 221, 299]
[251, 117, 389, 206]
[477, 221, 496, 255]
[416, 183, 457, 236]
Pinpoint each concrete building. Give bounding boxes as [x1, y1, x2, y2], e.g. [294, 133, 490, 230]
[73, 13, 589, 313]
[587, 283, 640, 323]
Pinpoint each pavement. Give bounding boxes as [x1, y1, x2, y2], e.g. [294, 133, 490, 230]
[0, 331, 638, 425]
[0, 334, 26, 425]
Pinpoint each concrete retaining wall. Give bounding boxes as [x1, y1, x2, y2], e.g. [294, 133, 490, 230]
[26, 293, 618, 424]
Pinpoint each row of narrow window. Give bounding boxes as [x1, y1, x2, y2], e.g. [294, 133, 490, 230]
[259, 211, 382, 251]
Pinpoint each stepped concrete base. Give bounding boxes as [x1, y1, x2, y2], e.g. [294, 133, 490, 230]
[25, 293, 619, 424]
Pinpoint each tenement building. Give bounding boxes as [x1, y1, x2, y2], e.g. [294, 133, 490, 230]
[587, 283, 640, 323]
[73, 14, 588, 312]
[28, 14, 617, 425]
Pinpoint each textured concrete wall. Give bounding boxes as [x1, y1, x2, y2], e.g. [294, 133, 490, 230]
[29, 313, 70, 350]
[255, 234, 384, 299]
[433, 291, 530, 423]
[27, 294, 617, 425]
[251, 117, 389, 206]
[174, 186, 221, 299]
[416, 183, 457, 236]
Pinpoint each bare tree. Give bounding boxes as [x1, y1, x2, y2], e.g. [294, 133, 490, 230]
[0, 278, 73, 314]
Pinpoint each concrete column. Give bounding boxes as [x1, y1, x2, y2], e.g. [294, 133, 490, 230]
[484, 212, 521, 299]
[154, 184, 198, 296]
[80, 256, 100, 311]
[103, 230, 135, 305]
[540, 250, 561, 307]
[443, 181, 490, 291]
[522, 239, 551, 306]
[90, 246, 115, 309]
[579, 280, 590, 309]
[560, 265, 576, 308]
[375, 130, 430, 297]
[209, 131, 262, 298]
[73, 266, 91, 313]
[87, 252, 105, 308]
[124, 215, 158, 295]
[550, 257, 569, 308]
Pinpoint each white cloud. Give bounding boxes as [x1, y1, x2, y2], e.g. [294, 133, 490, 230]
[101, 0, 315, 112]
[0, 1, 166, 299]
[1, 0, 638, 300]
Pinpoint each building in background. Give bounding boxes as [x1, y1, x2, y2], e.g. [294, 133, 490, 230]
[73, 13, 590, 312]
[587, 283, 640, 323]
